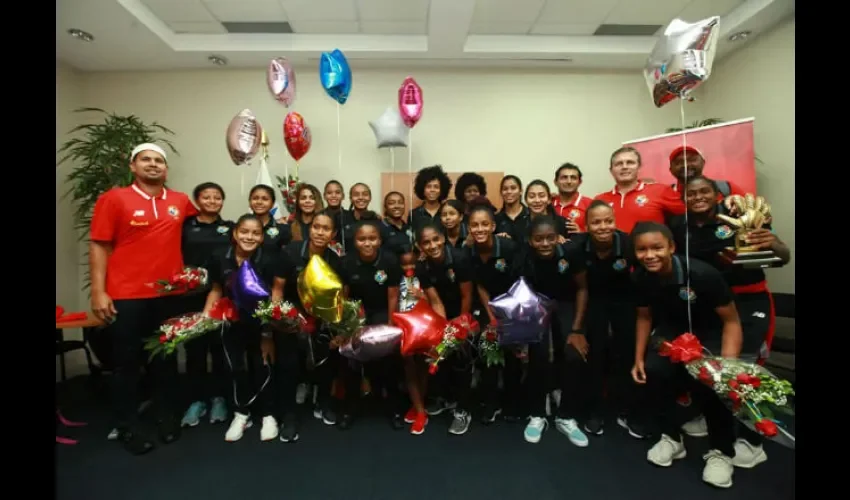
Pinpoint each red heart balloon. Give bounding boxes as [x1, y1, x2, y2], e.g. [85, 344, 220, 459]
[283, 111, 312, 162]
[393, 300, 448, 357]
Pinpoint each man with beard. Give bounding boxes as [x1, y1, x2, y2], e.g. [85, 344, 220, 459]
[89, 143, 197, 455]
[551, 163, 591, 233]
[668, 145, 746, 200]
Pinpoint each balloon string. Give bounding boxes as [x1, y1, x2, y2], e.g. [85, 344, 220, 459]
[220, 323, 272, 409]
[390, 148, 395, 191]
[337, 102, 345, 253]
[408, 130, 414, 244]
[679, 99, 693, 336]
[241, 171, 245, 197]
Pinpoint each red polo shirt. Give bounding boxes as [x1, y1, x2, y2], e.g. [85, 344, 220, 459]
[90, 184, 198, 300]
[551, 193, 592, 232]
[594, 182, 685, 234]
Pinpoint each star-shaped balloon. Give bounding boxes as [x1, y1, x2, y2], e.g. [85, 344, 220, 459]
[232, 260, 270, 311]
[368, 107, 409, 149]
[297, 254, 343, 323]
[393, 300, 448, 356]
[488, 277, 554, 346]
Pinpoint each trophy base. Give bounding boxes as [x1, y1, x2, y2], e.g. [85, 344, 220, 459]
[718, 247, 783, 269]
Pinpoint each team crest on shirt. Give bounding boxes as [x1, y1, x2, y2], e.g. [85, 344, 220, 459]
[558, 259, 569, 273]
[569, 209, 581, 220]
[494, 258, 507, 272]
[374, 270, 388, 284]
[446, 268, 456, 282]
[167, 205, 180, 218]
[612, 258, 628, 271]
[405, 228, 414, 239]
[266, 227, 280, 238]
[216, 225, 230, 235]
[634, 195, 648, 207]
[715, 225, 734, 239]
[679, 287, 697, 302]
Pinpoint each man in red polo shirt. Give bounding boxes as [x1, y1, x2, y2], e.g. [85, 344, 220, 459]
[551, 162, 592, 233]
[668, 145, 747, 199]
[89, 143, 197, 455]
[595, 146, 685, 233]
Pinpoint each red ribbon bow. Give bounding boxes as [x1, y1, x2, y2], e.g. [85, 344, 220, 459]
[659, 333, 704, 363]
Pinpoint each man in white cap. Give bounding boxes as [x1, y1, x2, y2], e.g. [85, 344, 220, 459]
[89, 143, 197, 454]
[668, 145, 746, 200]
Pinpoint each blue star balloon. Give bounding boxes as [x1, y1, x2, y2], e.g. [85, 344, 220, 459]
[488, 277, 554, 346]
[319, 49, 352, 104]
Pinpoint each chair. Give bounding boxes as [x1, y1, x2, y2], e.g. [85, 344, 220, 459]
[766, 292, 794, 384]
[55, 328, 97, 382]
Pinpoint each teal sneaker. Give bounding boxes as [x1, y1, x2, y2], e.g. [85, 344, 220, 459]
[181, 401, 208, 428]
[555, 417, 589, 447]
[209, 397, 228, 424]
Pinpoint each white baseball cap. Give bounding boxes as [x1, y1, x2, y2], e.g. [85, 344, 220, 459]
[131, 143, 167, 161]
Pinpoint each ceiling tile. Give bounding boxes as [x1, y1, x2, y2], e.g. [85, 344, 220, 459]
[168, 21, 228, 34]
[288, 20, 360, 33]
[676, 0, 745, 22]
[279, 0, 358, 22]
[530, 23, 599, 36]
[356, 0, 429, 22]
[203, 0, 288, 22]
[468, 22, 534, 35]
[538, 0, 619, 24]
[471, 0, 546, 24]
[604, 0, 693, 25]
[139, 0, 217, 23]
[360, 21, 427, 35]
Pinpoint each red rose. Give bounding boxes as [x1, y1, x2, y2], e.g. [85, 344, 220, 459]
[698, 367, 713, 384]
[404, 269, 415, 278]
[428, 364, 438, 375]
[454, 329, 468, 341]
[271, 306, 282, 320]
[159, 334, 168, 344]
[728, 380, 739, 389]
[486, 331, 497, 342]
[359, 304, 366, 318]
[170, 274, 182, 283]
[754, 419, 778, 437]
[727, 391, 741, 403]
[188, 281, 198, 289]
[285, 308, 298, 318]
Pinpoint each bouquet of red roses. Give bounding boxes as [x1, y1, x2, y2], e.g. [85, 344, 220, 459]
[477, 323, 505, 368]
[427, 313, 480, 374]
[148, 266, 209, 295]
[658, 333, 795, 444]
[325, 299, 367, 341]
[253, 299, 307, 332]
[144, 298, 238, 359]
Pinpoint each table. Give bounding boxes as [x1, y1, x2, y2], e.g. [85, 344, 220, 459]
[56, 314, 101, 444]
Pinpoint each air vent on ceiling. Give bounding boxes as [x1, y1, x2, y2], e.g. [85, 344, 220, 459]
[594, 24, 662, 36]
[222, 22, 294, 34]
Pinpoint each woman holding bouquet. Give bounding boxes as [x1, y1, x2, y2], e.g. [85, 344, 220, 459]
[465, 199, 524, 425]
[415, 222, 475, 435]
[630, 221, 743, 489]
[203, 214, 291, 443]
[669, 176, 791, 468]
[249, 184, 291, 253]
[180, 182, 232, 428]
[336, 214, 403, 430]
[515, 216, 589, 447]
[281, 210, 344, 440]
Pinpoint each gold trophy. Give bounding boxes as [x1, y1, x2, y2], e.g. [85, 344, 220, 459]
[716, 194, 783, 269]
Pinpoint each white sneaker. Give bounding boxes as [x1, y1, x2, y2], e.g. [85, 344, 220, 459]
[260, 416, 279, 441]
[682, 415, 708, 437]
[224, 412, 252, 442]
[524, 417, 548, 443]
[702, 449, 734, 488]
[647, 434, 686, 466]
[295, 384, 309, 405]
[731, 439, 768, 468]
[554, 418, 589, 447]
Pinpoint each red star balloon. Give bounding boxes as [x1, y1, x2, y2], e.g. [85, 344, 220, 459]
[393, 300, 447, 356]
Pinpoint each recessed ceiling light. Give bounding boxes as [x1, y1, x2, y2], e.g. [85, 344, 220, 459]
[728, 31, 751, 42]
[208, 55, 228, 66]
[67, 29, 94, 42]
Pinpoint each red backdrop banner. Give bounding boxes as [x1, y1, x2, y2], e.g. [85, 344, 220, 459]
[623, 118, 756, 194]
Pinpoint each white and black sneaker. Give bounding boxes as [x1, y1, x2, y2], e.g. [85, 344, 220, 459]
[448, 410, 471, 435]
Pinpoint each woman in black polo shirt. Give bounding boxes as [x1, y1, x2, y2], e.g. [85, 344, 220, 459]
[567, 200, 645, 439]
[415, 222, 475, 435]
[288, 183, 324, 242]
[494, 175, 529, 241]
[336, 182, 373, 254]
[516, 216, 589, 447]
[670, 176, 791, 469]
[513, 180, 570, 245]
[248, 184, 291, 253]
[202, 214, 291, 443]
[380, 191, 414, 255]
[180, 182, 233, 429]
[409, 165, 452, 234]
[336, 214, 403, 430]
[280, 210, 343, 442]
[440, 200, 469, 248]
[630, 221, 743, 489]
[465, 200, 523, 424]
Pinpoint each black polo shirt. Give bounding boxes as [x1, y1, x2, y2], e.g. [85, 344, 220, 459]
[495, 205, 530, 242]
[633, 254, 735, 347]
[261, 218, 292, 254]
[568, 230, 634, 300]
[380, 218, 414, 255]
[516, 243, 585, 302]
[468, 236, 519, 299]
[181, 216, 234, 268]
[668, 209, 769, 287]
[338, 250, 401, 318]
[408, 204, 443, 235]
[333, 209, 358, 254]
[282, 240, 343, 311]
[207, 246, 293, 311]
[416, 245, 472, 319]
[445, 222, 469, 249]
[509, 212, 570, 245]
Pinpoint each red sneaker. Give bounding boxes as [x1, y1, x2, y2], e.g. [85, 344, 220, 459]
[410, 412, 428, 435]
[404, 407, 417, 424]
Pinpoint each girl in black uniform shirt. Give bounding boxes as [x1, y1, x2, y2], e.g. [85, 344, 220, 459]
[494, 175, 529, 241]
[336, 182, 373, 254]
[440, 200, 469, 248]
[568, 200, 646, 439]
[516, 216, 590, 447]
[202, 214, 290, 443]
[180, 182, 232, 428]
[516, 180, 571, 245]
[249, 184, 291, 253]
[336, 215, 404, 430]
[380, 191, 414, 255]
[465, 200, 524, 425]
[630, 222, 743, 489]
[415, 223, 475, 435]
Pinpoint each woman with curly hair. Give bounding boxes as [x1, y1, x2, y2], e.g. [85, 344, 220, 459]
[409, 165, 452, 233]
[454, 172, 489, 214]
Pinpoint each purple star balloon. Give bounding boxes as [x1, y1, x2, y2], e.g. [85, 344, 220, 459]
[232, 260, 270, 311]
[488, 277, 554, 346]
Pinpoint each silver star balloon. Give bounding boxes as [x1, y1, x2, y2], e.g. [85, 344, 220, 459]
[368, 107, 409, 149]
[488, 277, 554, 346]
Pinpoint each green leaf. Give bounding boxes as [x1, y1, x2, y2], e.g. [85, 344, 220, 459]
[769, 403, 795, 416]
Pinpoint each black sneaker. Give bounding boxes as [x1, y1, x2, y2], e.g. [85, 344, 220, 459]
[119, 427, 155, 455]
[389, 413, 405, 430]
[157, 417, 181, 444]
[479, 405, 502, 425]
[321, 407, 338, 426]
[279, 413, 300, 443]
[583, 417, 604, 436]
[617, 416, 647, 439]
[338, 414, 354, 430]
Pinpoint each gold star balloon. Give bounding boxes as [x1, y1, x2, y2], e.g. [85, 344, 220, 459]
[297, 255, 344, 323]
